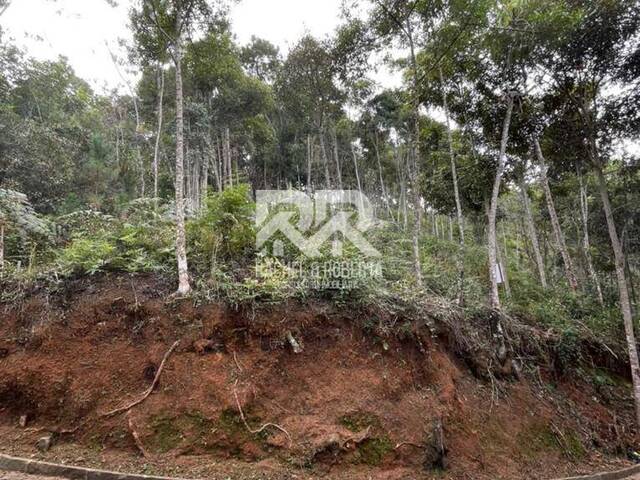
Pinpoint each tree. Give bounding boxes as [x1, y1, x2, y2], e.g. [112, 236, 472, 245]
[538, 0, 640, 426]
[131, 0, 225, 295]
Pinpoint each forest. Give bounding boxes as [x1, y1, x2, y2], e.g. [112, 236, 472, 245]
[1, 1, 640, 479]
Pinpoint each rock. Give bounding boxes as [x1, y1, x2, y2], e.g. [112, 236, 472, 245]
[18, 414, 27, 428]
[286, 331, 303, 354]
[36, 434, 54, 452]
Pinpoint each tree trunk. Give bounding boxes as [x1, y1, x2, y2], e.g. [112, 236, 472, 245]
[153, 66, 165, 204]
[519, 178, 548, 289]
[488, 95, 514, 310]
[332, 127, 343, 190]
[174, 38, 191, 295]
[225, 127, 233, 188]
[350, 143, 366, 212]
[201, 151, 209, 207]
[578, 171, 604, 305]
[407, 18, 422, 285]
[534, 138, 578, 291]
[499, 224, 511, 298]
[496, 234, 511, 299]
[593, 161, 640, 427]
[440, 67, 465, 304]
[373, 133, 393, 220]
[320, 132, 331, 188]
[306, 135, 312, 191]
[0, 224, 4, 272]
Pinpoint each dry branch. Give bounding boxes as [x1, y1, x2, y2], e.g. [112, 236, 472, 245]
[233, 384, 292, 448]
[127, 413, 150, 458]
[101, 340, 180, 417]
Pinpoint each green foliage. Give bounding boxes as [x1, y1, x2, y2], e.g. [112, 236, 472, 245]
[188, 184, 255, 273]
[57, 237, 116, 275]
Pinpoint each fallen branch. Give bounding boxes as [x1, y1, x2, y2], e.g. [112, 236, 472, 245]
[233, 384, 292, 448]
[127, 413, 150, 458]
[232, 350, 244, 372]
[394, 441, 426, 450]
[101, 340, 180, 417]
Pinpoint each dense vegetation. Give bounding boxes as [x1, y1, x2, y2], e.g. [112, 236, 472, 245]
[1, 0, 639, 426]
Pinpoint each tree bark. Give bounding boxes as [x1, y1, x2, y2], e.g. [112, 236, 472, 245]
[153, 66, 165, 204]
[488, 95, 514, 310]
[174, 36, 191, 296]
[519, 178, 547, 289]
[534, 138, 578, 291]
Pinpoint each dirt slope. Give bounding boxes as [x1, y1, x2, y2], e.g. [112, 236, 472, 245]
[0, 274, 636, 479]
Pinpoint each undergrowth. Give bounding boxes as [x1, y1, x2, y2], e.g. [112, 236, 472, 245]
[0, 184, 629, 372]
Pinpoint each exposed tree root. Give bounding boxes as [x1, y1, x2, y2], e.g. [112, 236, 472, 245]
[127, 413, 150, 458]
[101, 340, 180, 417]
[232, 382, 292, 448]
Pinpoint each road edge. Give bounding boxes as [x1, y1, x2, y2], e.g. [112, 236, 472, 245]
[0, 453, 193, 480]
[558, 464, 640, 480]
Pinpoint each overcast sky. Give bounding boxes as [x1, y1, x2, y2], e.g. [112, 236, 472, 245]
[1, 0, 399, 93]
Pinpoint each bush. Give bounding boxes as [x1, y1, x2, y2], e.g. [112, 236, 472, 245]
[189, 185, 255, 274]
[58, 237, 116, 275]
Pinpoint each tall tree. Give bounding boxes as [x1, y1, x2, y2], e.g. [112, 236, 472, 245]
[131, 0, 224, 295]
[539, 0, 640, 426]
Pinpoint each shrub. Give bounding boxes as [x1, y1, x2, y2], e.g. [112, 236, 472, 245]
[189, 185, 255, 274]
[58, 237, 116, 275]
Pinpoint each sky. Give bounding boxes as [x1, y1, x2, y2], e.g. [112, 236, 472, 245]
[1, 0, 400, 93]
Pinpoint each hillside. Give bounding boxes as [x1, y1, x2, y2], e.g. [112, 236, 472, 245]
[0, 274, 636, 480]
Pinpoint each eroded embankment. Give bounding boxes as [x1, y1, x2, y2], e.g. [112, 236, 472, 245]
[0, 274, 636, 480]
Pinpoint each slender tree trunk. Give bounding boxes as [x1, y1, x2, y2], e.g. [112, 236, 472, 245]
[174, 38, 191, 295]
[225, 127, 233, 188]
[373, 134, 394, 221]
[407, 19, 422, 285]
[578, 171, 604, 305]
[496, 232, 511, 299]
[218, 134, 225, 190]
[306, 135, 312, 191]
[201, 151, 209, 207]
[0, 224, 4, 271]
[332, 127, 343, 190]
[320, 132, 331, 188]
[488, 95, 514, 310]
[593, 161, 640, 427]
[519, 178, 548, 289]
[440, 67, 465, 304]
[534, 138, 578, 291]
[153, 66, 165, 204]
[351, 143, 362, 195]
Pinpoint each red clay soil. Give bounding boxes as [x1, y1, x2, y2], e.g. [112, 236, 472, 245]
[0, 273, 636, 480]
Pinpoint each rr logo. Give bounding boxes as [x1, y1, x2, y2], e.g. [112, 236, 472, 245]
[256, 190, 381, 258]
